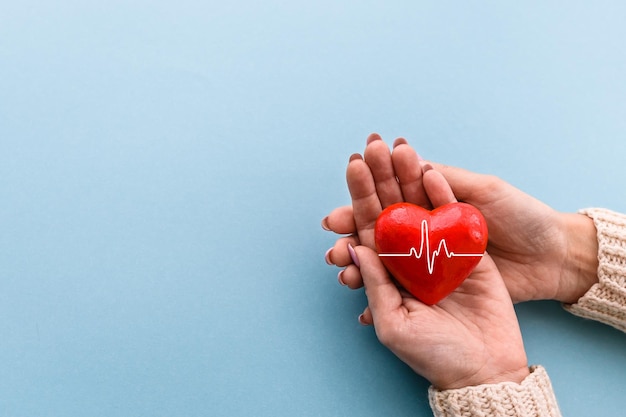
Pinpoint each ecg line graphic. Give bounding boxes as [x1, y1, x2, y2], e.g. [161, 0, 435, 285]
[378, 220, 484, 275]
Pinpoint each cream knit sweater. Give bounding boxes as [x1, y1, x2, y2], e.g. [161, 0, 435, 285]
[428, 208, 626, 417]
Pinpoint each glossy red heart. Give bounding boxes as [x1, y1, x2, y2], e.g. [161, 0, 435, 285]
[374, 202, 488, 305]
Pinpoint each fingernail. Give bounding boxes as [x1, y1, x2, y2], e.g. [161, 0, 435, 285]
[338, 270, 347, 286]
[349, 153, 363, 162]
[391, 137, 424, 161]
[366, 133, 382, 144]
[321, 217, 331, 231]
[422, 163, 434, 173]
[325, 248, 333, 265]
[392, 138, 408, 148]
[358, 314, 368, 326]
[347, 244, 360, 268]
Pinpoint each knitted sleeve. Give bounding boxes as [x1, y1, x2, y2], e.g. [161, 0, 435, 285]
[428, 366, 561, 417]
[564, 208, 626, 332]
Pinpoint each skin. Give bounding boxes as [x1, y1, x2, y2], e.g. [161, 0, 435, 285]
[324, 134, 599, 304]
[322, 134, 601, 389]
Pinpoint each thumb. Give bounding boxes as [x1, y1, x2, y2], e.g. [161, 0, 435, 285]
[422, 164, 458, 207]
[425, 161, 487, 203]
[352, 245, 403, 321]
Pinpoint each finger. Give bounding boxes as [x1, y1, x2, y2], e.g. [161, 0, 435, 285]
[422, 165, 458, 207]
[346, 154, 381, 249]
[339, 264, 364, 289]
[391, 141, 430, 208]
[359, 306, 373, 326]
[364, 138, 404, 208]
[353, 245, 403, 319]
[326, 235, 360, 267]
[322, 205, 356, 234]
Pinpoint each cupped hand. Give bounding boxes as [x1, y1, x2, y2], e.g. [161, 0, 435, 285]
[323, 134, 598, 303]
[351, 164, 529, 389]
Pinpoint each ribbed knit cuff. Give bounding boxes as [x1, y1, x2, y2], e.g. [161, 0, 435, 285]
[428, 366, 561, 417]
[564, 208, 626, 332]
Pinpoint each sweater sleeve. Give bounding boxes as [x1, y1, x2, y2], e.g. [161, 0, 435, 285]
[428, 366, 561, 417]
[564, 208, 626, 332]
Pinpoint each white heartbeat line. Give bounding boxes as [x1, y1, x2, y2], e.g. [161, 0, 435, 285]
[378, 220, 484, 275]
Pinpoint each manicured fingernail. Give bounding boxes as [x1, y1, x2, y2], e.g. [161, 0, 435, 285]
[393, 138, 408, 148]
[321, 217, 331, 231]
[349, 153, 363, 162]
[325, 248, 333, 265]
[347, 244, 360, 268]
[366, 133, 382, 144]
[392, 137, 424, 161]
[338, 270, 347, 286]
[358, 314, 368, 325]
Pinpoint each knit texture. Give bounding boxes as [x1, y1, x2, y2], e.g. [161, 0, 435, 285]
[428, 366, 561, 417]
[565, 208, 626, 332]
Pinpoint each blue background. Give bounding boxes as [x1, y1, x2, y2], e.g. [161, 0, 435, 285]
[2, 1, 626, 416]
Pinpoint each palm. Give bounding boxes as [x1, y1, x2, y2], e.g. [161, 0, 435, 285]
[455, 186, 566, 302]
[393, 257, 526, 388]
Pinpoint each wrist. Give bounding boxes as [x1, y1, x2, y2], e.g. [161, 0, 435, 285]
[443, 365, 530, 390]
[484, 366, 531, 386]
[556, 213, 599, 303]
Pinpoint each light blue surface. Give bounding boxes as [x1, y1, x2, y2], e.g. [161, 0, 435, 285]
[1, 1, 626, 416]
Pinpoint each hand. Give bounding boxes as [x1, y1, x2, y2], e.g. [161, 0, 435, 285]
[323, 134, 598, 303]
[350, 165, 529, 389]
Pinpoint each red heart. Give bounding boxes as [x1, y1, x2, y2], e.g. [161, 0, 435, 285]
[374, 202, 488, 305]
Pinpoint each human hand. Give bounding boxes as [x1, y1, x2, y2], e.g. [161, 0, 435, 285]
[323, 134, 598, 303]
[349, 165, 529, 389]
